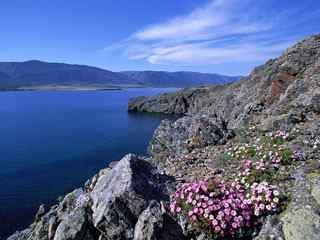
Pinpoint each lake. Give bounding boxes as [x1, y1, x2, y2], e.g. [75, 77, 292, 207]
[0, 88, 177, 239]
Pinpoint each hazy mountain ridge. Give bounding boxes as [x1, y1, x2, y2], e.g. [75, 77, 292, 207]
[121, 70, 240, 87]
[0, 60, 240, 89]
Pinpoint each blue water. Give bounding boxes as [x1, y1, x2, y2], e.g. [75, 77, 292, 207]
[0, 88, 177, 239]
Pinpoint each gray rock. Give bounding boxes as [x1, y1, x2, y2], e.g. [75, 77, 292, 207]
[254, 216, 284, 240]
[90, 154, 172, 239]
[282, 208, 320, 240]
[133, 200, 185, 240]
[280, 167, 320, 240]
[133, 201, 163, 240]
[258, 110, 305, 132]
[128, 87, 210, 115]
[53, 208, 92, 240]
[84, 168, 111, 193]
[149, 114, 234, 165]
[35, 205, 46, 222]
[128, 34, 320, 129]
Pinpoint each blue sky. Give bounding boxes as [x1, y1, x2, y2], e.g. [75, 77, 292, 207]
[0, 0, 319, 75]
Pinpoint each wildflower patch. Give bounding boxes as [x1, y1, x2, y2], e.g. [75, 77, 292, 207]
[169, 130, 301, 239]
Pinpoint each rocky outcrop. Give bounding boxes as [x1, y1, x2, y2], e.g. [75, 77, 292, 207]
[128, 86, 212, 114]
[135, 34, 320, 240]
[7, 154, 184, 240]
[129, 34, 320, 128]
[280, 167, 320, 240]
[90, 154, 172, 239]
[149, 114, 234, 167]
[133, 200, 185, 240]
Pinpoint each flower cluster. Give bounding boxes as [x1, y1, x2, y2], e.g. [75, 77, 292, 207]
[227, 130, 301, 168]
[169, 130, 295, 238]
[249, 182, 279, 216]
[170, 177, 281, 238]
[170, 179, 253, 237]
[270, 130, 289, 141]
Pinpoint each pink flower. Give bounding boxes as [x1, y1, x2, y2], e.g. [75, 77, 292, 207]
[214, 226, 221, 232]
[190, 215, 197, 222]
[212, 219, 218, 226]
[198, 208, 204, 215]
[169, 164, 285, 238]
[254, 209, 260, 216]
[221, 222, 227, 229]
[193, 208, 199, 214]
[224, 208, 231, 215]
[232, 222, 238, 229]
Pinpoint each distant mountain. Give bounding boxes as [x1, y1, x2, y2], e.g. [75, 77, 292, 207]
[0, 71, 12, 89]
[121, 71, 240, 87]
[0, 60, 241, 90]
[0, 60, 134, 89]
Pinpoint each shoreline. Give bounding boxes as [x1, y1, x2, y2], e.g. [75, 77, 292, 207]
[0, 85, 181, 92]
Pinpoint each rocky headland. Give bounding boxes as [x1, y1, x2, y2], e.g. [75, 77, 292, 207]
[8, 34, 320, 240]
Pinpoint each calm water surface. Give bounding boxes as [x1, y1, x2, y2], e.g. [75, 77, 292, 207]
[0, 88, 177, 238]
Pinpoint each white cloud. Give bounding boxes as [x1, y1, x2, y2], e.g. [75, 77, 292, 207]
[134, 0, 226, 41]
[145, 42, 293, 66]
[104, 0, 317, 68]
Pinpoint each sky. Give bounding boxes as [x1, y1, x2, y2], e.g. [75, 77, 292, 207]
[0, 0, 319, 75]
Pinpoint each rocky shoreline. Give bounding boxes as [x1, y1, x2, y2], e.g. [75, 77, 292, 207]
[8, 34, 320, 240]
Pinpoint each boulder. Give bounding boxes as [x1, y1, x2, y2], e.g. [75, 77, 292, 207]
[282, 208, 320, 240]
[280, 168, 320, 240]
[90, 154, 173, 239]
[53, 208, 91, 240]
[254, 216, 284, 240]
[258, 110, 305, 132]
[133, 201, 185, 240]
[133, 201, 163, 240]
[149, 114, 234, 165]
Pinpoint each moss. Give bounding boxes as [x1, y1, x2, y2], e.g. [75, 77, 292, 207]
[281, 208, 320, 240]
[234, 128, 250, 143]
[307, 171, 320, 181]
[216, 152, 233, 168]
[307, 172, 320, 205]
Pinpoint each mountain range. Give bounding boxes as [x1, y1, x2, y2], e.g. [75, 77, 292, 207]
[0, 60, 240, 90]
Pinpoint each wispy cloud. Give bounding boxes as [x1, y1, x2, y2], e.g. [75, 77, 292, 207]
[104, 0, 319, 69]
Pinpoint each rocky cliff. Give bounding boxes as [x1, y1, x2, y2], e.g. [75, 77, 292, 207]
[8, 34, 320, 240]
[128, 34, 320, 127]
